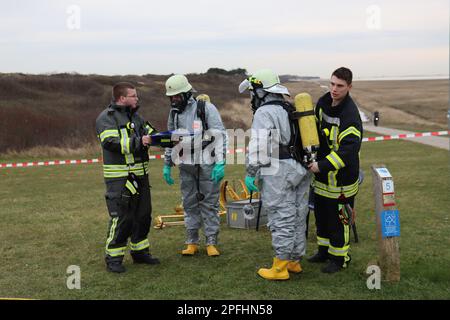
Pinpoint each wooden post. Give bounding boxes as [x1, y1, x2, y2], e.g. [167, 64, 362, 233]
[371, 165, 400, 282]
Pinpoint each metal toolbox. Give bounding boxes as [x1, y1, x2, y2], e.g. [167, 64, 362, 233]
[226, 199, 267, 229]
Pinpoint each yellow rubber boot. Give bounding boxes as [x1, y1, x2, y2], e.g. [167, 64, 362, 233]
[257, 257, 290, 280]
[287, 261, 303, 274]
[206, 245, 220, 257]
[181, 244, 198, 256]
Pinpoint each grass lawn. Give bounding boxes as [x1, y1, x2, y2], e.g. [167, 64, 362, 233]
[0, 137, 449, 300]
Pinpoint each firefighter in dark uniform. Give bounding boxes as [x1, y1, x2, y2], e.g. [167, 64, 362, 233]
[308, 67, 362, 273]
[96, 82, 160, 273]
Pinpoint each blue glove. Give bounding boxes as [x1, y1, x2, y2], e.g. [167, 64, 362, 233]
[211, 161, 225, 184]
[163, 165, 174, 185]
[245, 175, 259, 192]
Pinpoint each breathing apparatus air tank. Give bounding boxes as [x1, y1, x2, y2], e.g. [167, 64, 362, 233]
[196, 94, 211, 103]
[294, 93, 320, 164]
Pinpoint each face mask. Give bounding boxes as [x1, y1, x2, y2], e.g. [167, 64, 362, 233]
[170, 92, 192, 114]
[250, 89, 268, 113]
[250, 91, 259, 113]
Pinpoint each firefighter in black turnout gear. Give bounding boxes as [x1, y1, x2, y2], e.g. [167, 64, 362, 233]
[307, 67, 362, 273]
[96, 82, 160, 273]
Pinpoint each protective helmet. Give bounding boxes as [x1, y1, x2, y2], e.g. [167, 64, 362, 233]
[239, 69, 290, 96]
[165, 74, 195, 96]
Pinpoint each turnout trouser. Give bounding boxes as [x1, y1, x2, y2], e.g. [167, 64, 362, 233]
[313, 194, 354, 267]
[104, 175, 152, 263]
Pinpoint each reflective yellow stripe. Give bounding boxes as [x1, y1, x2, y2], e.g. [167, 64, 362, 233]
[344, 224, 350, 245]
[106, 246, 127, 257]
[328, 170, 338, 187]
[106, 217, 118, 246]
[105, 217, 126, 257]
[328, 244, 350, 257]
[314, 179, 358, 193]
[314, 180, 359, 199]
[103, 162, 149, 178]
[317, 236, 330, 247]
[125, 180, 138, 195]
[124, 153, 135, 165]
[321, 112, 340, 126]
[104, 171, 145, 178]
[119, 128, 135, 164]
[326, 151, 345, 170]
[130, 239, 150, 251]
[104, 163, 149, 170]
[145, 124, 155, 135]
[330, 126, 339, 151]
[314, 186, 358, 199]
[120, 128, 131, 154]
[100, 129, 120, 142]
[104, 172, 128, 178]
[338, 126, 361, 143]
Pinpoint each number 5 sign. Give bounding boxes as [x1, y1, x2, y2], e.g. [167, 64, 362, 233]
[382, 180, 394, 193]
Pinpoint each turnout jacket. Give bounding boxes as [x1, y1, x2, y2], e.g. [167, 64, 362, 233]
[314, 92, 362, 199]
[96, 104, 155, 179]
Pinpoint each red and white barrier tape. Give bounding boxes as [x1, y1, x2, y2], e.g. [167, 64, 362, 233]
[361, 130, 450, 142]
[1, 130, 448, 169]
[0, 158, 100, 169]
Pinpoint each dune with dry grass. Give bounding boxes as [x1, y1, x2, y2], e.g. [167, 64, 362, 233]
[0, 73, 447, 157]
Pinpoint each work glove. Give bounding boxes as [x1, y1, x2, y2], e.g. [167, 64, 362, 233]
[163, 165, 174, 185]
[245, 175, 259, 192]
[211, 161, 225, 184]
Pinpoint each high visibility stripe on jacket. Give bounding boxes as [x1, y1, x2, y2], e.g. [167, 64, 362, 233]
[326, 151, 345, 170]
[338, 126, 361, 143]
[313, 179, 359, 199]
[99, 129, 120, 142]
[119, 127, 135, 165]
[103, 162, 150, 179]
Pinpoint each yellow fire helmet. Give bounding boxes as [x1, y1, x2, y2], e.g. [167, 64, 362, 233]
[238, 69, 290, 96]
[165, 74, 196, 96]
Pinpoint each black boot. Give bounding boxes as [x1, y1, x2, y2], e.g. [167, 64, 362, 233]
[321, 259, 343, 274]
[105, 257, 126, 273]
[131, 251, 160, 265]
[306, 246, 330, 263]
[307, 247, 329, 263]
[307, 252, 329, 263]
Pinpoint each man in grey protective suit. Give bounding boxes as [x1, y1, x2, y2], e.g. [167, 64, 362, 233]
[162, 74, 228, 256]
[239, 69, 312, 280]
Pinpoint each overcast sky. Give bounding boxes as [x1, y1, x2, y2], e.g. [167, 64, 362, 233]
[0, 0, 448, 79]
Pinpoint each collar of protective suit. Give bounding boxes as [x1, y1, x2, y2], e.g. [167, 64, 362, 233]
[261, 93, 286, 105]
